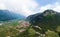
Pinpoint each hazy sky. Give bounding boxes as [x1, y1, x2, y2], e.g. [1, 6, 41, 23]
[0, 0, 60, 17]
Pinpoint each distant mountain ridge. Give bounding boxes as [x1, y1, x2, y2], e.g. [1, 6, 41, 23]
[0, 10, 25, 21]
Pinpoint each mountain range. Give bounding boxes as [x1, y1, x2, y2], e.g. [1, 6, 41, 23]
[0, 10, 25, 21]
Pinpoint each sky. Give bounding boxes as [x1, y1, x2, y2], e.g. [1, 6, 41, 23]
[0, 0, 60, 17]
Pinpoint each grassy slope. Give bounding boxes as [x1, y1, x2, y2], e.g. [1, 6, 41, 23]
[0, 20, 59, 37]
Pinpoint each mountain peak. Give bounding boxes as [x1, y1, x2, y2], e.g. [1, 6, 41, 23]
[27, 9, 60, 25]
[43, 9, 57, 16]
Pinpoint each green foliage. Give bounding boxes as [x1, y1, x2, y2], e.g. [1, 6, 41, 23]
[46, 30, 59, 37]
[0, 20, 60, 37]
[28, 28, 36, 37]
[27, 10, 60, 37]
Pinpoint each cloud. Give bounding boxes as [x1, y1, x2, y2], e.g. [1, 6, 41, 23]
[0, 0, 7, 10]
[39, 2, 60, 12]
[0, 0, 39, 17]
[0, 3, 6, 9]
[0, 0, 60, 17]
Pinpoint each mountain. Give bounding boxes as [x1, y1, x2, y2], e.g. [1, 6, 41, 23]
[27, 9, 59, 24]
[0, 10, 25, 21]
[27, 9, 60, 31]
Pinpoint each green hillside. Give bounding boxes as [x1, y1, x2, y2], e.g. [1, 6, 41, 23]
[0, 9, 60, 37]
[0, 20, 59, 37]
[27, 9, 60, 37]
